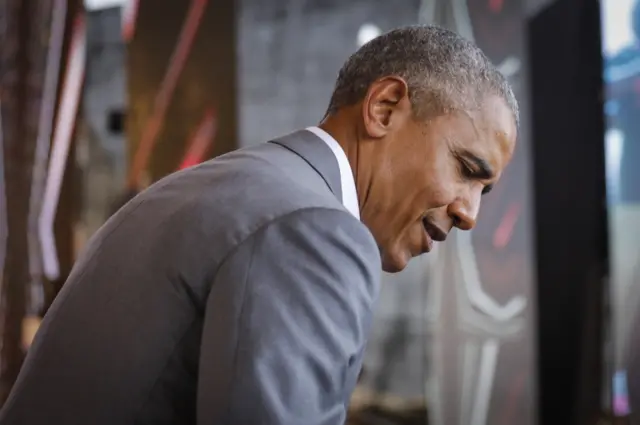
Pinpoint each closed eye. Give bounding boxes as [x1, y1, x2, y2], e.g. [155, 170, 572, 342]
[482, 184, 493, 195]
[459, 158, 475, 178]
[457, 154, 495, 195]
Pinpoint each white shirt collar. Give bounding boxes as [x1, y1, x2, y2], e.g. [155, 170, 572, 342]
[305, 126, 360, 220]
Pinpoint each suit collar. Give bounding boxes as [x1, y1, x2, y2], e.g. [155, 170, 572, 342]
[270, 130, 343, 204]
[305, 127, 360, 219]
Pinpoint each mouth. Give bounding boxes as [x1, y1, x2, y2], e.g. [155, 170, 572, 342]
[422, 218, 448, 244]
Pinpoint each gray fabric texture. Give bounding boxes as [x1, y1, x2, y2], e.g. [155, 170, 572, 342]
[0, 130, 381, 425]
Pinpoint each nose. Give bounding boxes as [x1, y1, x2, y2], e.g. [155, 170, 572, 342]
[448, 192, 481, 231]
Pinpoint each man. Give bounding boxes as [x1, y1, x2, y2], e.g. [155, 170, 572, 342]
[0, 25, 518, 425]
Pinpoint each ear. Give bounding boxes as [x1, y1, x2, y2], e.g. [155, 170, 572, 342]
[362, 76, 411, 138]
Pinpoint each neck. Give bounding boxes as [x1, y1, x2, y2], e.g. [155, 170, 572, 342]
[317, 111, 374, 211]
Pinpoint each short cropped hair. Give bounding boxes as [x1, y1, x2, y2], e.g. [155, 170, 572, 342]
[327, 25, 519, 127]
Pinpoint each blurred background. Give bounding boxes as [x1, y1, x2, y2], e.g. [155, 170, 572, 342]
[0, 0, 636, 424]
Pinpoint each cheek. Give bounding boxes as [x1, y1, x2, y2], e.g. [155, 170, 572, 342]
[422, 183, 456, 210]
[419, 141, 462, 202]
[394, 130, 459, 211]
[420, 164, 461, 209]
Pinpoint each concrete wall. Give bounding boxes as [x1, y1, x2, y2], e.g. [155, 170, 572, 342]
[238, 0, 420, 146]
[78, 7, 126, 239]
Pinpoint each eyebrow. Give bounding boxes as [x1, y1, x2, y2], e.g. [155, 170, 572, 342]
[460, 151, 495, 194]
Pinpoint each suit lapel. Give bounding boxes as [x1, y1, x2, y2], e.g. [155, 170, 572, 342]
[270, 130, 343, 203]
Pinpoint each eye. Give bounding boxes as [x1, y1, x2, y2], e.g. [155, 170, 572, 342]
[459, 159, 475, 178]
[459, 158, 493, 195]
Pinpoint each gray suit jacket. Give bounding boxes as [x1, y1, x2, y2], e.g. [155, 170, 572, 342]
[0, 131, 382, 425]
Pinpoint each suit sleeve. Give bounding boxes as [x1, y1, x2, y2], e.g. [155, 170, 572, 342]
[197, 207, 381, 425]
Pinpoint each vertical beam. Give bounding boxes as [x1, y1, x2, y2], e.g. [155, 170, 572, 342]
[528, 1, 608, 424]
[0, 0, 82, 403]
[26, 0, 67, 329]
[0, 0, 42, 402]
[46, 1, 84, 304]
[127, 0, 237, 190]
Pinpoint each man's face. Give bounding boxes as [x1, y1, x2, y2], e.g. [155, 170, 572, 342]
[358, 79, 517, 272]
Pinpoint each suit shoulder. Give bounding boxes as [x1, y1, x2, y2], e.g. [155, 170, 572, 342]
[247, 207, 381, 273]
[271, 207, 376, 246]
[217, 206, 381, 314]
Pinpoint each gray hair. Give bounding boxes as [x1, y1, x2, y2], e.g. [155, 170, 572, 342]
[327, 25, 519, 127]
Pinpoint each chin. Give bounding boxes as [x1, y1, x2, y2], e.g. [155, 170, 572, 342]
[381, 252, 409, 274]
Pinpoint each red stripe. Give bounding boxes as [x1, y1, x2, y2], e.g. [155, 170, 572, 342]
[179, 155, 201, 170]
[128, 0, 209, 188]
[122, 0, 139, 42]
[178, 108, 217, 170]
[489, 0, 504, 13]
[493, 202, 521, 248]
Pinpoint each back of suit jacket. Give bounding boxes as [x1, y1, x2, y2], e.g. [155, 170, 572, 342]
[0, 131, 381, 425]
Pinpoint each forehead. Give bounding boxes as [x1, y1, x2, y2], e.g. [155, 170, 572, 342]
[454, 95, 517, 174]
[479, 95, 517, 150]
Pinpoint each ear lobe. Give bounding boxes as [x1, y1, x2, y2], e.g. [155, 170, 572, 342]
[362, 77, 410, 138]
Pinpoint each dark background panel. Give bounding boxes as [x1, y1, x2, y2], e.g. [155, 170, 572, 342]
[528, 0, 608, 423]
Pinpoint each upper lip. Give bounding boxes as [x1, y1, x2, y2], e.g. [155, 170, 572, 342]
[422, 219, 448, 242]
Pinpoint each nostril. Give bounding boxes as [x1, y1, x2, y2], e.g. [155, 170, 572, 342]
[453, 213, 476, 231]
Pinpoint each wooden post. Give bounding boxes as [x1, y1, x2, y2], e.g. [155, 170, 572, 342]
[0, 0, 41, 402]
[0, 0, 83, 403]
[126, 0, 237, 190]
